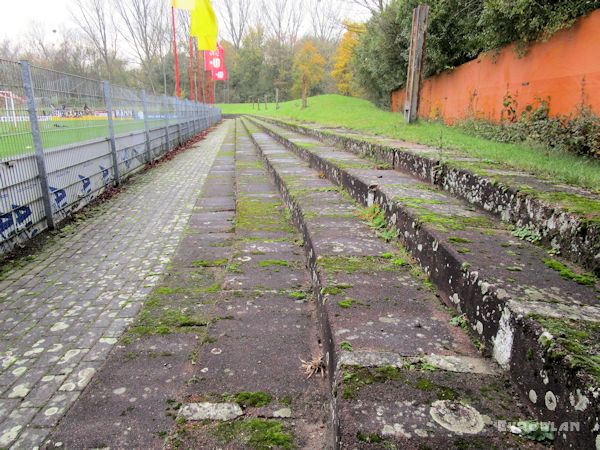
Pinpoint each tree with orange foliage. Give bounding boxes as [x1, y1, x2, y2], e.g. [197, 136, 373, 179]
[332, 22, 365, 96]
[293, 40, 325, 109]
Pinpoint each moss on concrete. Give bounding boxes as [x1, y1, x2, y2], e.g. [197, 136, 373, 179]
[533, 316, 600, 384]
[342, 366, 404, 400]
[213, 418, 294, 449]
[414, 377, 459, 401]
[318, 256, 401, 274]
[258, 259, 290, 268]
[234, 391, 272, 408]
[543, 258, 597, 286]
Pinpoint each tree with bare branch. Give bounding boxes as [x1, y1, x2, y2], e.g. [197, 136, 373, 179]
[343, 0, 390, 14]
[309, 0, 343, 43]
[112, 0, 168, 92]
[261, 0, 303, 47]
[71, 0, 117, 80]
[216, 0, 253, 49]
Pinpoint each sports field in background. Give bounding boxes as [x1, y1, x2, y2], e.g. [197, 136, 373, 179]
[0, 117, 166, 159]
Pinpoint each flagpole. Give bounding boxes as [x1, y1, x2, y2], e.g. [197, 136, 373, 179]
[211, 72, 215, 104]
[171, 6, 181, 98]
[201, 58, 206, 103]
[196, 47, 202, 102]
[188, 35, 195, 101]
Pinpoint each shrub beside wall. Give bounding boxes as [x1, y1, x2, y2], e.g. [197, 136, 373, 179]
[460, 102, 600, 158]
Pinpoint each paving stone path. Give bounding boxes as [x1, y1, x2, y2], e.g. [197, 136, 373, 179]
[0, 124, 228, 449]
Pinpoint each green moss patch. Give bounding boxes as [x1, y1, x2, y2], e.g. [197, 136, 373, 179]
[543, 258, 596, 286]
[356, 432, 383, 443]
[415, 210, 495, 232]
[321, 283, 353, 296]
[414, 377, 459, 401]
[533, 316, 600, 383]
[236, 160, 265, 170]
[213, 419, 294, 449]
[236, 196, 294, 233]
[394, 196, 445, 209]
[337, 298, 363, 309]
[340, 341, 354, 352]
[155, 287, 185, 296]
[327, 157, 376, 170]
[234, 391, 272, 408]
[258, 259, 290, 268]
[295, 141, 319, 149]
[288, 291, 307, 300]
[318, 256, 400, 274]
[129, 298, 212, 337]
[448, 236, 473, 244]
[342, 366, 403, 400]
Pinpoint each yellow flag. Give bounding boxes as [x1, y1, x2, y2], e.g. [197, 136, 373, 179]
[172, 0, 196, 10]
[197, 35, 217, 51]
[190, 0, 218, 51]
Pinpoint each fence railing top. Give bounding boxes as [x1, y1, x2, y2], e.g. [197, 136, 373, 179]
[27, 62, 103, 84]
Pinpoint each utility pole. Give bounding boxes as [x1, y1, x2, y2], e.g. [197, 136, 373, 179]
[404, 4, 429, 124]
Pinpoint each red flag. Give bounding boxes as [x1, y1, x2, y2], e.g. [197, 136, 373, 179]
[210, 44, 227, 81]
[204, 48, 219, 71]
[212, 65, 227, 81]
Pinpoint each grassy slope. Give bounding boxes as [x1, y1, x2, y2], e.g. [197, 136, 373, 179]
[219, 95, 600, 193]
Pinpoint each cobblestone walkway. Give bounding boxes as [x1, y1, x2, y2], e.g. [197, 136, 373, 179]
[0, 122, 228, 449]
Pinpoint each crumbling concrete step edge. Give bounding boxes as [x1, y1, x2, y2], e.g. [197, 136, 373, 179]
[253, 115, 600, 277]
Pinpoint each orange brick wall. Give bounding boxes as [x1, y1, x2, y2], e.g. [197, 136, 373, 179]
[391, 9, 600, 123]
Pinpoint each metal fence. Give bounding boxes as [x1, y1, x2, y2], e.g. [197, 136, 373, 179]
[0, 59, 221, 255]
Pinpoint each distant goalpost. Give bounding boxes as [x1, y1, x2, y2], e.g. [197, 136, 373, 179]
[0, 91, 18, 127]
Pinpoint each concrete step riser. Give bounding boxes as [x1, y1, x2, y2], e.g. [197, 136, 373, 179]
[256, 117, 600, 277]
[250, 118, 599, 450]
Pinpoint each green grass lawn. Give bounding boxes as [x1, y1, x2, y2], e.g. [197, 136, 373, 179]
[0, 119, 164, 159]
[219, 95, 600, 193]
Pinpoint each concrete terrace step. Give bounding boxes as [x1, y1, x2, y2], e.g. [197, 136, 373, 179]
[247, 117, 600, 450]
[240, 119, 545, 449]
[254, 116, 600, 276]
[171, 119, 330, 449]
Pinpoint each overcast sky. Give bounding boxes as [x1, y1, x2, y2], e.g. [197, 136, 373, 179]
[1, 0, 72, 41]
[1, 0, 371, 43]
